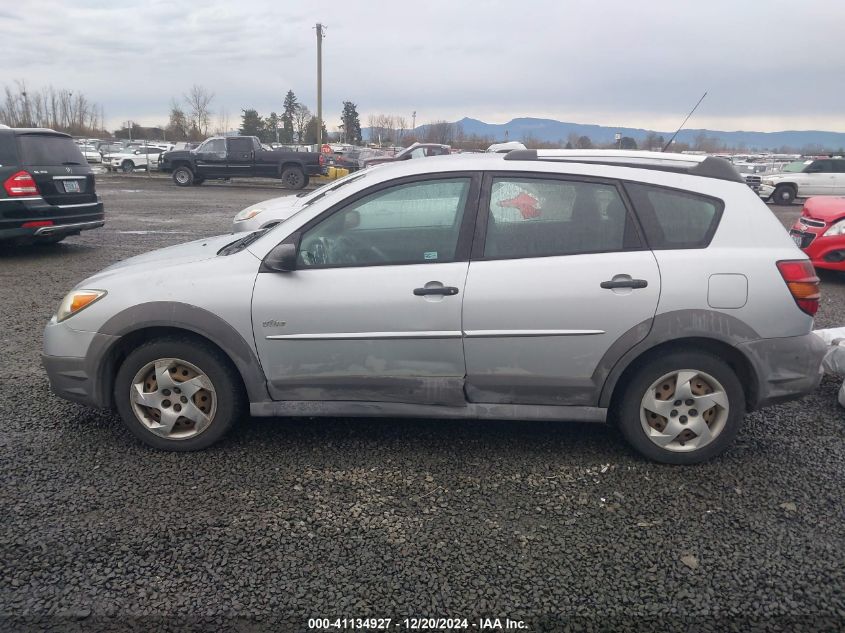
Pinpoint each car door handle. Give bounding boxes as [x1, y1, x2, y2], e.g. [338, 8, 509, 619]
[600, 279, 648, 289]
[413, 286, 459, 296]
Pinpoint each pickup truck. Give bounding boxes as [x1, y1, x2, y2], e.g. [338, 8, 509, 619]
[159, 136, 325, 189]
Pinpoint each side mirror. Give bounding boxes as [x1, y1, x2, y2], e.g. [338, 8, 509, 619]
[264, 242, 298, 272]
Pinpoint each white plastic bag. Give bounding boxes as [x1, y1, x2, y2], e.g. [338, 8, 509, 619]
[813, 328, 845, 407]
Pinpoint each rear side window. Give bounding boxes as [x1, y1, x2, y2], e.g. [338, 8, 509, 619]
[0, 135, 17, 166]
[483, 178, 641, 259]
[16, 134, 86, 166]
[625, 183, 722, 249]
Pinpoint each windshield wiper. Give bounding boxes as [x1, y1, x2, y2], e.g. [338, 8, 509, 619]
[218, 228, 269, 256]
[62, 161, 82, 165]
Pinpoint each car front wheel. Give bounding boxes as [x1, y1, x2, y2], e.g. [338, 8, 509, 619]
[114, 338, 245, 451]
[773, 184, 796, 205]
[172, 166, 194, 186]
[121, 160, 135, 173]
[616, 351, 745, 464]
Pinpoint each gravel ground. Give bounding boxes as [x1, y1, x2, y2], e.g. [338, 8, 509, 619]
[1, 175, 844, 632]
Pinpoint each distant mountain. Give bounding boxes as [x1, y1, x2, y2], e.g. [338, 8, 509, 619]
[391, 117, 845, 151]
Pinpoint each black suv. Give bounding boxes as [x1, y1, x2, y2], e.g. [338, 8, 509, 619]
[0, 127, 104, 244]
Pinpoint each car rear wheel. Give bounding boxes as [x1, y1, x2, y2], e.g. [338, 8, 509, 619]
[773, 184, 796, 205]
[172, 166, 194, 186]
[616, 351, 744, 464]
[281, 166, 306, 190]
[114, 338, 245, 451]
[121, 160, 135, 173]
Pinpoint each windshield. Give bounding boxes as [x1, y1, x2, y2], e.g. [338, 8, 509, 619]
[16, 134, 85, 165]
[783, 161, 811, 172]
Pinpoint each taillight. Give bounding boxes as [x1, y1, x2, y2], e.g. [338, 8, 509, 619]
[4, 170, 40, 197]
[319, 154, 325, 167]
[777, 259, 820, 316]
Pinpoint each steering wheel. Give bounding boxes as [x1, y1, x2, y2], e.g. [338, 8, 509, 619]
[300, 237, 330, 266]
[330, 234, 390, 265]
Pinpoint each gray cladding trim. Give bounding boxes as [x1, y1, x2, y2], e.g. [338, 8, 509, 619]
[596, 309, 761, 408]
[251, 399, 607, 423]
[95, 302, 270, 404]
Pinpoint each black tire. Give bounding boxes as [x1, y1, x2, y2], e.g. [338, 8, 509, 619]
[113, 337, 246, 451]
[281, 166, 306, 190]
[172, 166, 194, 187]
[773, 184, 796, 205]
[616, 351, 745, 465]
[121, 160, 135, 174]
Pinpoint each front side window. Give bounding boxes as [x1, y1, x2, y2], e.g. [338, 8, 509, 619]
[625, 183, 722, 249]
[483, 178, 638, 259]
[298, 178, 471, 267]
[199, 139, 226, 155]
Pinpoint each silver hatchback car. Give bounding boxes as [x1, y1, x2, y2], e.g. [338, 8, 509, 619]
[43, 150, 826, 464]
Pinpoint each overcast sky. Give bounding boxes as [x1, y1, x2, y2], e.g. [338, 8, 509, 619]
[1, 0, 843, 133]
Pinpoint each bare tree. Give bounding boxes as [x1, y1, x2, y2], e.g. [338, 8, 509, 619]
[395, 116, 408, 145]
[184, 84, 214, 137]
[293, 104, 311, 143]
[424, 120, 455, 145]
[0, 81, 107, 136]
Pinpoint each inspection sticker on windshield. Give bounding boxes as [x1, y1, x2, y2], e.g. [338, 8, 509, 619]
[424, 251, 438, 260]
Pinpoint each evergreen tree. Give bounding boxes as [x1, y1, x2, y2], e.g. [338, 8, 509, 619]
[281, 90, 298, 143]
[340, 101, 362, 144]
[239, 109, 264, 137]
[265, 112, 280, 143]
[304, 117, 329, 145]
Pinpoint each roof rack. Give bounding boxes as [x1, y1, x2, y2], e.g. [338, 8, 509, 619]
[503, 149, 744, 183]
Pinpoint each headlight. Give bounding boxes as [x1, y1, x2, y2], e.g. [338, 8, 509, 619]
[234, 207, 264, 222]
[823, 219, 845, 237]
[762, 179, 775, 186]
[56, 289, 107, 323]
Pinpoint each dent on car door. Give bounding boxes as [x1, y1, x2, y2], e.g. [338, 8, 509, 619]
[461, 174, 660, 406]
[251, 174, 480, 404]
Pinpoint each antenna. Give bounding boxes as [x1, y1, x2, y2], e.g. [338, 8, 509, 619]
[662, 91, 707, 152]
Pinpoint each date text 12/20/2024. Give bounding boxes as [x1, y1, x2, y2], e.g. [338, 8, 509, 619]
[307, 617, 528, 630]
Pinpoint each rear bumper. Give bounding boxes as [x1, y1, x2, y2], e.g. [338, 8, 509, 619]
[0, 200, 104, 242]
[739, 332, 826, 409]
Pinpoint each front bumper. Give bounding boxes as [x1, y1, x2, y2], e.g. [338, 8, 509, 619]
[739, 332, 826, 409]
[789, 222, 845, 271]
[43, 321, 119, 408]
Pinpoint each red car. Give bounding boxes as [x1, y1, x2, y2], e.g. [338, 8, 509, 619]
[789, 196, 845, 271]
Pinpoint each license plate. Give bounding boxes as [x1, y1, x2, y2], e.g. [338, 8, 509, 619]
[63, 180, 81, 193]
[792, 233, 803, 247]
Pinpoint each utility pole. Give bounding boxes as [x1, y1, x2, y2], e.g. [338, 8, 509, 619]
[315, 23, 325, 147]
[412, 111, 416, 131]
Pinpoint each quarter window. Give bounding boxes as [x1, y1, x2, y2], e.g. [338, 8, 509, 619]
[625, 183, 721, 249]
[298, 178, 471, 267]
[482, 178, 639, 259]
